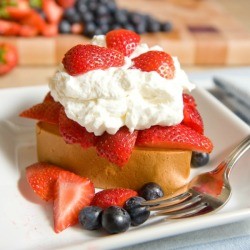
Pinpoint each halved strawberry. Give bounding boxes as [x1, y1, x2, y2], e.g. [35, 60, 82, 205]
[0, 20, 21, 36]
[106, 29, 141, 56]
[136, 124, 213, 153]
[91, 188, 137, 209]
[96, 127, 138, 167]
[59, 109, 97, 148]
[20, 10, 46, 33]
[132, 51, 175, 79]
[19, 101, 62, 124]
[42, 0, 63, 24]
[62, 44, 125, 76]
[56, 0, 76, 9]
[53, 171, 95, 233]
[26, 162, 65, 201]
[182, 104, 204, 134]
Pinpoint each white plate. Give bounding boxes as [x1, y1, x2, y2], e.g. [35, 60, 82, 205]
[0, 86, 249, 250]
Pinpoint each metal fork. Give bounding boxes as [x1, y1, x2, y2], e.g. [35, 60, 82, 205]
[142, 135, 250, 219]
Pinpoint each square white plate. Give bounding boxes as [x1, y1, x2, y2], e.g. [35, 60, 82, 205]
[0, 86, 249, 250]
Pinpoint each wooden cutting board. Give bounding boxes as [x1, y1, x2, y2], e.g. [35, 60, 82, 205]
[1, 0, 250, 66]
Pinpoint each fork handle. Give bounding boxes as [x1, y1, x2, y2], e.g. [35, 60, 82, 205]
[221, 135, 250, 179]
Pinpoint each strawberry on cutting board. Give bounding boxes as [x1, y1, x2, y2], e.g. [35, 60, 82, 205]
[53, 171, 95, 233]
[62, 44, 125, 76]
[136, 124, 213, 153]
[132, 50, 175, 79]
[106, 29, 141, 56]
[91, 188, 138, 209]
[0, 42, 18, 75]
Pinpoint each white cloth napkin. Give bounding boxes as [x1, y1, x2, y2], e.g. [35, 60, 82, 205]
[213, 76, 250, 124]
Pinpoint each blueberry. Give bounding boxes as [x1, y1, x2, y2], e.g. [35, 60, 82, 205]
[78, 206, 103, 230]
[59, 19, 71, 34]
[76, 1, 88, 15]
[95, 4, 109, 16]
[191, 151, 210, 167]
[147, 19, 161, 32]
[81, 12, 94, 23]
[160, 21, 173, 32]
[139, 182, 164, 201]
[114, 9, 128, 25]
[101, 206, 131, 234]
[64, 7, 81, 24]
[83, 22, 96, 37]
[124, 196, 150, 226]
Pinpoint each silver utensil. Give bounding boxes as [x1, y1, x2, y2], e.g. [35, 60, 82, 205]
[142, 135, 250, 219]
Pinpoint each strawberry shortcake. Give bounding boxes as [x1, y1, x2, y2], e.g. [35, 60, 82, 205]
[20, 29, 213, 196]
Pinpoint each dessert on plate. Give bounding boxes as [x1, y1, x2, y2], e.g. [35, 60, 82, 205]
[20, 29, 213, 196]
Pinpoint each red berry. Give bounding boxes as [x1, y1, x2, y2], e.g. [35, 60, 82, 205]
[0, 43, 18, 75]
[183, 93, 196, 107]
[91, 188, 138, 209]
[43, 92, 55, 103]
[26, 162, 65, 201]
[182, 104, 204, 134]
[96, 127, 138, 167]
[19, 101, 62, 125]
[132, 51, 175, 79]
[136, 124, 213, 153]
[62, 44, 125, 76]
[59, 109, 97, 148]
[53, 171, 95, 233]
[42, 0, 63, 24]
[106, 29, 140, 56]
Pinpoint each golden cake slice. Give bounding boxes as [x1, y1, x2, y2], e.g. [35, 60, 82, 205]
[37, 122, 191, 195]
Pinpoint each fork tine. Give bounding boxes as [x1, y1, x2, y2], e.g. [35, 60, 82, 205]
[141, 190, 191, 207]
[150, 202, 208, 219]
[167, 202, 208, 219]
[148, 194, 202, 212]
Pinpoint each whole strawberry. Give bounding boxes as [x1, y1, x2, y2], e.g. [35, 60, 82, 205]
[132, 51, 175, 79]
[0, 43, 18, 75]
[106, 29, 140, 56]
[62, 44, 125, 76]
[91, 188, 138, 209]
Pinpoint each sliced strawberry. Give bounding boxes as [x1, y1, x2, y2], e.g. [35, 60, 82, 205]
[56, 0, 76, 9]
[132, 51, 175, 79]
[43, 91, 56, 103]
[42, 0, 63, 24]
[5, 5, 31, 20]
[59, 109, 97, 148]
[183, 93, 196, 107]
[106, 29, 141, 56]
[136, 124, 213, 153]
[41, 23, 58, 37]
[26, 162, 65, 201]
[0, 20, 21, 36]
[53, 171, 95, 233]
[182, 104, 204, 134]
[91, 188, 137, 209]
[62, 44, 125, 76]
[19, 101, 62, 124]
[96, 127, 138, 167]
[20, 10, 46, 33]
[19, 24, 38, 37]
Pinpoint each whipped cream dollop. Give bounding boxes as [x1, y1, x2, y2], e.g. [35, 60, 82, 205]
[50, 35, 195, 136]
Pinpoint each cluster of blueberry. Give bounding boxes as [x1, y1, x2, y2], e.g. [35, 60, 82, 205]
[59, 0, 172, 37]
[78, 182, 164, 234]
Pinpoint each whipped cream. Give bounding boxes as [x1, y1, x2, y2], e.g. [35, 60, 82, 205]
[50, 36, 195, 136]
